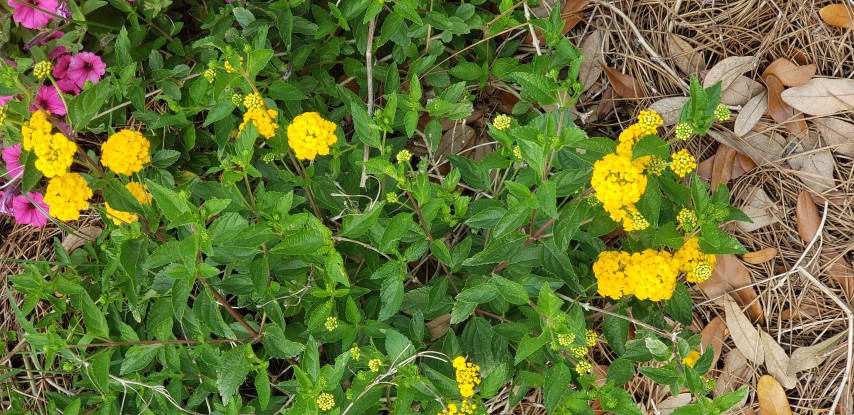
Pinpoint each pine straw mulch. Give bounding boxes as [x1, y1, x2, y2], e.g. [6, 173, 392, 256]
[3, 0, 854, 413]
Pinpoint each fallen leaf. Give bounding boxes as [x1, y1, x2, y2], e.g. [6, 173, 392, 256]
[601, 65, 644, 99]
[62, 225, 104, 252]
[711, 145, 737, 191]
[734, 91, 768, 136]
[723, 295, 764, 365]
[826, 259, 854, 297]
[819, 4, 854, 29]
[579, 29, 604, 92]
[426, 314, 452, 339]
[761, 58, 817, 87]
[760, 331, 797, 389]
[814, 117, 854, 158]
[436, 124, 476, 162]
[795, 190, 821, 242]
[780, 78, 854, 116]
[788, 148, 836, 194]
[649, 97, 689, 126]
[779, 305, 821, 320]
[667, 34, 705, 75]
[721, 75, 764, 106]
[714, 349, 752, 399]
[707, 129, 787, 166]
[736, 186, 781, 232]
[700, 316, 728, 367]
[698, 155, 715, 180]
[704, 256, 764, 324]
[742, 247, 777, 264]
[737, 154, 758, 171]
[787, 332, 846, 375]
[704, 56, 755, 90]
[657, 393, 693, 415]
[757, 375, 793, 415]
[595, 87, 617, 118]
[766, 75, 808, 136]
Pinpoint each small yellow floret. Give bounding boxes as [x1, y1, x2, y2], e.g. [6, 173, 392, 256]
[316, 392, 335, 411]
[585, 330, 598, 347]
[34, 61, 52, 80]
[591, 153, 648, 226]
[325, 316, 338, 332]
[240, 107, 280, 139]
[243, 92, 264, 110]
[224, 56, 243, 74]
[682, 350, 701, 367]
[670, 149, 696, 178]
[101, 129, 151, 176]
[452, 356, 481, 399]
[368, 358, 382, 372]
[677, 208, 698, 231]
[575, 360, 593, 374]
[22, 111, 54, 151]
[674, 238, 716, 283]
[493, 114, 511, 131]
[557, 333, 575, 347]
[33, 132, 76, 178]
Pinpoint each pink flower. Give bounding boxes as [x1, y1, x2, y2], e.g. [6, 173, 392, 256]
[2, 143, 23, 180]
[0, 189, 15, 216]
[49, 46, 67, 60]
[0, 95, 13, 105]
[12, 192, 49, 227]
[66, 52, 106, 89]
[57, 78, 81, 95]
[8, 0, 58, 30]
[30, 85, 66, 115]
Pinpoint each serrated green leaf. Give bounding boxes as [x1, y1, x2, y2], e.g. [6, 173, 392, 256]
[514, 334, 548, 365]
[217, 346, 250, 404]
[120, 345, 162, 374]
[491, 275, 530, 305]
[511, 72, 558, 105]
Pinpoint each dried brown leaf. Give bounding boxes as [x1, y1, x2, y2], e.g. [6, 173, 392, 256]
[780, 78, 854, 116]
[737, 154, 758, 171]
[698, 155, 715, 181]
[736, 186, 780, 232]
[760, 331, 797, 389]
[814, 117, 854, 158]
[741, 247, 777, 264]
[702, 256, 764, 323]
[761, 58, 817, 87]
[707, 129, 786, 167]
[721, 76, 764, 106]
[787, 332, 846, 376]
[766, 75, 808, 136]
[657, 394, 693, 415]
[711, 145, 737, 191]
[649, 97, 689, 126]
[667, 34, 705, 75]
[734, 91, 768, 136]
[827, 259, 854, 297]
[724, 295, 764, 365]
[426, 314, 452, 339]
[601, 65, 644, 99]
[62, 225, 103, 252]
[820, 4, 854, 29]
[700, 316, 728, 367]
[788, 148, 836, 194]
[796, 190, 821, 243]
[757, 375, 793, 415]
[714, 349, 752, 399]
[704, 56, 755, 90]
[579, 29, 604, 92]
[436, 124, 476, 162]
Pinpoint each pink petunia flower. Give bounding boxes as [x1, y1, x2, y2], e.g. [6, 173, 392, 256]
[52, 54, 71, 77]
[66, 52, 106, 89]
[0, 95, 13, 105]
[56, 78, 81, 95]
[2, 143, 23, 180]
[7, 0, 58, 30]
[12, 192, 49, 227]
[0, 189, 15, 216]
[30, 85, 66, 115]
[49, 46, 67, 60]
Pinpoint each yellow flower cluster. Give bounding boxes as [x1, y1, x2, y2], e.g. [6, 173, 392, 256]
[585, 330, 598, 347]
[44, 173, 93, 221]
[101, 129, 151, 176]
[570, 346, 588, 358]
[591, 154, 647, 227]
[676, 208, 698, 231]
[682, 350, 701, 367]
[575, 360, 593, 375]
[22, 111, 76, 178]
[349, 345, 361, 360]
[104, 182, 151, 225]
[557, 333, 575, 347]
[325, 316, 338, 332]
[673, 238, 716, 283]
[675, 123, 693, 141]
[240, 107, 280, 139]
[714, 104, 731, 122]
[368, 358, 382, 372]
[593, 249, 679, 302]
[0, 105, 7, 124]
[452, 356, 480, 399]
[615, 109, 663, 158]
[34, 61, 52, 79]
[670, 149, 696, 178]
[438, 399, 477, 415]
[316, 392, 334, 411]
[287, 112, 338, 160]
[493, 114, 511, 131]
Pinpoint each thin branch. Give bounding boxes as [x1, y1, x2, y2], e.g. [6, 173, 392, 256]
[360, 17, 377, 189]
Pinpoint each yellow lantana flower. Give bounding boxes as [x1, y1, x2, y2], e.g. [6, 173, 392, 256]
[101, 129, 151, 176]
[286, 112, 338, 161]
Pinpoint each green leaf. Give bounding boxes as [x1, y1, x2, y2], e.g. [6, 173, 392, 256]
[218, 346, 251, 404]
[379, 276, 405, 322]
[255, 371, 271, 410]
[115, 27, 133, 67]
[68, 81, 115, 130]
[247, 49, 273, 78]
[514, 334, 548, 365]
[607, 358, 635, 386]
[450, 300, 476, 324]
[120, 345, 162, 374]
[271, 228, 325, 255]
[632, 135, 671, 160]
[536, 284, 563, 317]
[232, 7, 255, 27]
[342, 201, 385, 238]
[493, 204, 531, 238]
[543, 362, 572, 412]
[263, 325, 305, 359]
[145, 180, 192, 223]
[699, 223, 747, 254]
[19, 150, 41, 193]
[537, 180, 558, 218]
[426, 99, 473, 120]
[324, 251, 350, 287]
[645, 337, 671, 360]
[511, 72, 558, 105]
[450, 61, 482, 81]
[339, 86, 381, 148]
[491, 275, 530, 305]
[462, 233, 526, 266]
[89, 349, 111, 392]
[713, 386, 749, 413]
[480, 363, 507, 398]
[77, 291, 109, 338]
[553, 201, 588, 251]
[664, 284, 693, 325]
[457, 284, 499, 304]
[638, 365, 680, 386]
[385, 329, 414, 361]
[380, 213, 413, 252]
[603, 312, 629, 356]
